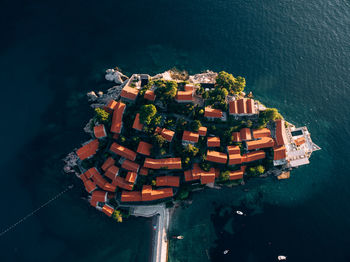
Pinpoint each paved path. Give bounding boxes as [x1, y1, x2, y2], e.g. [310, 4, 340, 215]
[131, 204, 169, 262]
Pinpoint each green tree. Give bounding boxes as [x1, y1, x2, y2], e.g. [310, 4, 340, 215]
[183, 144, 199, 157]
[233, 76, 246, 94]
[151, 180, 156, 186]
[216, 71, 236, 91]
[256, 165, 265, 174]
[191, 120, 202, 132]
[155, 80, 178, 101]
[258, 108, 282, 127]
[139, 104, 157, 125]
[94, 108, 110, 123]
[220, 170, 230, 181]
[113, 210, 123, 223]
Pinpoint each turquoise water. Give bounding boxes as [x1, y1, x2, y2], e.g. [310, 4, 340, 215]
[0, 0, 349, 261]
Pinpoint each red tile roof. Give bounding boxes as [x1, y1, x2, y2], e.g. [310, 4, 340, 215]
[185, 164, 215, 183]
[102, 183, 117, 192]
[83, 180, 97, 193]
[105, 100, 118, 113]
[275, 119, 287, 146]
[229, 170, 244, 180]
[182, 131, 199, 143]
[242, 150, 266, 163]
[200, 170, 215, 184]
[273, 145, 287, 160]
[143, 158, 182, 169]
[232, 132, 241, 142]
[240, 128, 252, 141]
[141, 185, 173, 201]
[184, 84, 195, 91]
[227, 145, 240, 154]
[207, 137, 220, 147]
[110, 102, 126, 134]
[230, 98, 256, 115]
[121, 159, 140, 172]
[137, 141, 153, 156]
[294, 137, 306, 146]
[94, 124, 107, 138]
[91, 190, 107, 203]
[204, 107, 222, 118]
[121, 85, 139, 101]
[144, 90, 156, 101]
[90, 168, 108, 188]
[104, 165, 119, 180]
[198, 126, 207, 136]
[102, 204, 114, 217]
[228, 153, 242, 165]
[156, 176, 180, 187]
[110, 142, 137, 161]
[132, 113, 144, 131]
[175, 90, 193, 102]
[121, 191, 142, 202]
[79, 173, 88, 182]
[246, 137, 274, 150]
[139, 167, 149, 176]
[101, 157, 115, 172]
[84, 167, 100, 179]
[125, 171, 137, 184]
[112, 176, 134, 190]
[76, 139, 99, 160]
[206, 150, 228, 164]
[252, 128, 271, 138]
[159, 128, 175, 142]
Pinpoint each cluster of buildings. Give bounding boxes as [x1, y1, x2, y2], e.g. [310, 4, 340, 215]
[73, 74, 319, 217]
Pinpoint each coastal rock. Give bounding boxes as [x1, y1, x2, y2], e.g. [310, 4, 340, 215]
[63, 152, 79, 174]
[83, 118, 95, 135]
[97, 91, 103, 97]
[105, 69, 127, 84]
[189, 70, 217, 84]
[87, 91, 98, 101]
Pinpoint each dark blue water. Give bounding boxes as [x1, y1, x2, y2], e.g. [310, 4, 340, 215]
[0, 0, 349, 261]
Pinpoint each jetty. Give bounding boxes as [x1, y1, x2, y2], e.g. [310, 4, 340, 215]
[131, 204, 169, 262]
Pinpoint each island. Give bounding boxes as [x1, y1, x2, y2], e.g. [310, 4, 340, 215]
[64, 68, 320, 262]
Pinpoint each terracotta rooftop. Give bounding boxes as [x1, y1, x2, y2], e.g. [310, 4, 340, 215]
[207, 136, 220, 147]
[120, 85, 139, 101]
[143, 158, 182, 169]
[275, 119, 287, 146]
[175, 90, 193, 102]
[94, 124, 107, 138]
[144, 90, 156, 101]
[141, 185, 173, 201]
[102, 183, 117, 192]
[137, 141, 153, 156]
[160, 128, 175, 142]
[198, 126, 207, 136]
[125, 171, 137, 184]
[252, 128, 271, 139]
[273, 145, 287, 160]
[83, 180, 97, 193]
[228, 153, 242, 165]
[89, 168, 108, 188]
[204, 107, 222, 118]
[229, 98, 256, 115]
[105, 100, 118, 113]
[294, 137, 306, 146]
[229, 170, 244, 180]
[182, 131, 199, 143]
[112, 176, 134, 191]
[121, 191, 142, 202]
[104, 165, 119, 180]
[156, 176, 180, 187]
[240, 128, 252, 141]
[132, 113, 144, 131]
[227, 145, 240, 154]
[246, 137, 274, 150]
[185, 164, 215, 184]
[232, 132, 241, 142]
[242, 150, 266, 163]
[184, 84, 195, 91]
[101, 157, 115, 172]
[110, 102, 126, 134]
[121, 159, 140, 172]
[76, 139, 99, 160]
[84, 167, 100, 179]
[206, 150, 228, 164]
[110, 142, 137, 161]
[102, 204, 114, 217]
[91, 190, 107, 203]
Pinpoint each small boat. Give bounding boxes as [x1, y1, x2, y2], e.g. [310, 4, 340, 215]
[223, 249, 229, 254]
[172, 235, 184, 239]
[278, 255, 287, 260]
[235, 210, 244, 215]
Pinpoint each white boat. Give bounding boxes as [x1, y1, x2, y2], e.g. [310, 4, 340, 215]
[223, 249, 229, 254]
[236, 210, 244, 215]
[278, 255, 287, 260]
[172, 235, 184, 239]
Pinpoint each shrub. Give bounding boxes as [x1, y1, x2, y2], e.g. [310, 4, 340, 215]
[94, 108, 110, 123]
[191, 120, 202, 132]
[220, 170, 230, 181]
[139, 104, 157, 125]
[113, 210, 123, 223]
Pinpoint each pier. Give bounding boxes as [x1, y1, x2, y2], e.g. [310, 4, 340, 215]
[131, 204, 169, 262]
